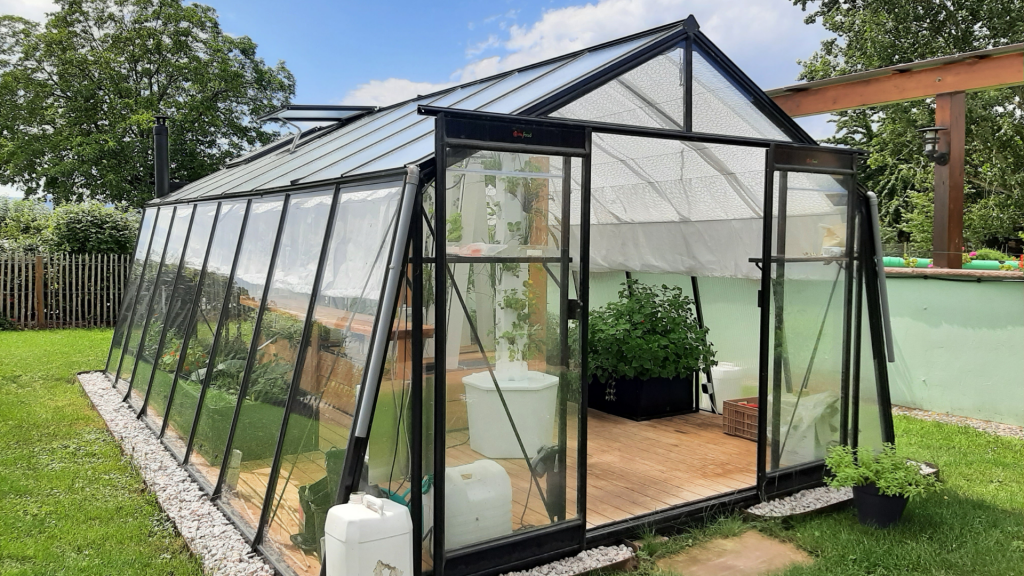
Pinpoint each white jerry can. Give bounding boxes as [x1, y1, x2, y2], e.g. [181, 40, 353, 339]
[444, 460, 513, 549]
[324, 494, 412, 576]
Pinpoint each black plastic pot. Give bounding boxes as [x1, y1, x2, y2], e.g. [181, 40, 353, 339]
[852, 484, 908, 528]
[587, 373, 697, 421]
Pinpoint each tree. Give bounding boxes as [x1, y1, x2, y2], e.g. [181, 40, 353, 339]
[791, 0, 1024, 252]
[0, 198, 140, 253]
[0, 0, 295, 207]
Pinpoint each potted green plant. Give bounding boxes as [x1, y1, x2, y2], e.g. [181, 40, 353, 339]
[587, 280, 715, 421]
[825, 444, 938, 528]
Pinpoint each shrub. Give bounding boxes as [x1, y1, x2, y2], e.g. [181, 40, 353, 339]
[46, 201, 140, 254]
[825, 444, 938, 500]
[970, 248, 1011, 262]
[0, 316, 20, 331]
[588, 279, 715, 384]
[0, 198, 50, 252]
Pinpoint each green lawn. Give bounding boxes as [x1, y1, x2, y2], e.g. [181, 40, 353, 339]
[0, 328, 203, 576]
[624, 416, 1024, 576]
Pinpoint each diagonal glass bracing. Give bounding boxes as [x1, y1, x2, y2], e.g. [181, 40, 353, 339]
[107, 207, 158, 375]
[162, 201, 248, 460]
[128, 205, 195, 413]
[142, 202, 220, 433]
[117, 208, 174, 390]
[186, 198, 285, 490]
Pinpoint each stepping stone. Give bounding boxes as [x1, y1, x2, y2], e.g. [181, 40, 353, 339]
[656, 531, 810, 576]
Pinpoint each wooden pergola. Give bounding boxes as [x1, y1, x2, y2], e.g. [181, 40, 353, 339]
[767, 44, 1024, 268]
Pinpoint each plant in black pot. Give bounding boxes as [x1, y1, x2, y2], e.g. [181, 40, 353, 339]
[825, 444, 938, 528]
[588, 280, 716, 421]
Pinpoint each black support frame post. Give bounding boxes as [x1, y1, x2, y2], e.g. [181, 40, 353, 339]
[769, 171, 789, 469]
[124, 206, 179, 403]
[253, 184, 341, 546]
[410, 178, 425, 576]
[212, 194, 291, 499]
[114, 207, 164, 387]
[159, 202, 224, 439]
[850, 200, 866, 450]
[138, 206, 198, 418]
[862, 211, 896, 444]
[577, 127, 592, 540]
[554, 155, 572, 522]
[838, 170, 859, 447]
[433, 116, 448, 576]
[683, 32, 693, 132]
[755, 147, 775, 497]
[182, 199, 254, 470]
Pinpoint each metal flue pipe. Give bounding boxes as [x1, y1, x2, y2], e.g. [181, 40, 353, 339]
[153, 116, 170, 199]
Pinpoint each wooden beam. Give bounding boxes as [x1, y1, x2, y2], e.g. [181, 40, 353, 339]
[932, 92, 965, 269]
[772, 52, 1023, 117]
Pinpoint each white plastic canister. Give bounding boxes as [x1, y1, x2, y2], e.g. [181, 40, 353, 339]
[444, 460, 513, 549]
[462, 370, 558, 459]
[324, 494, 412, 576]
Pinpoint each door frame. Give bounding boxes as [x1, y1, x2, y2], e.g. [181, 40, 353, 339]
[431, 111, 593, 576]
[755, 143, 861, 496]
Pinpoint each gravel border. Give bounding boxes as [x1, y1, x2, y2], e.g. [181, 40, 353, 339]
[499, 545, 634, 576]
[746, 486, 852, 517]
[78, 371, 273, 576]
[893, 405, 1024, 440]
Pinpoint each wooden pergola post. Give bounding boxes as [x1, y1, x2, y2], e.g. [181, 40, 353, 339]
[931, 91, 966, 269]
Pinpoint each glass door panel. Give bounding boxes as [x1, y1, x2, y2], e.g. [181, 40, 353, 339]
[440, 147, 582, 550]
[761, 146, 855, 475]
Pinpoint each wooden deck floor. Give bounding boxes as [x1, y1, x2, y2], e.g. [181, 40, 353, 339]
[447, 409, 756, 530]
[225, 408, 756, 576]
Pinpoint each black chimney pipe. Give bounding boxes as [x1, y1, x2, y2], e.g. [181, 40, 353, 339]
[153, 115, 170, 199]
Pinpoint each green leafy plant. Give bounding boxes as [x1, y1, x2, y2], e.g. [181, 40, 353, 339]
[0, 316, 20, 331]
[588, 280, 716, 386]
[970, 248, 1011, 262]
[496, 280, 543, 362]
[825, 444, 938, 500]
[446, 212, 463, 242]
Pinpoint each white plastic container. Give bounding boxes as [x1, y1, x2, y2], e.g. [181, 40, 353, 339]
[708, 362, 746, 414]
[324, 494, 412, 576]
[444, 460, 512, 549]
[462, 370, 558, 459]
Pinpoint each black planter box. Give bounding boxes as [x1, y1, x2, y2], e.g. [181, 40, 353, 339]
[852, 484, 908, 528]
[588, 373, 698, 421]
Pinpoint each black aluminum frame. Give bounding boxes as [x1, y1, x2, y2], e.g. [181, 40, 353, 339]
[135, 205, 198, 417]
[124, 205, 181, 404]
[111, 206, 164, 383]
[426, 111, 591, 576]
[105, 207, 158, 374]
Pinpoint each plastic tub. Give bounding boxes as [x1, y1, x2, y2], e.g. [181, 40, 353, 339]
[462, 370, 558, 459]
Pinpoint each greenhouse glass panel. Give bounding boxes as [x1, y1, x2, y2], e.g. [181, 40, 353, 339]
[261, 182, 403, 573]
[118, 208, 174, 386]
[217, 189, 335, 537]
[765, 170, 851, 471]
[692, 46, 791, 141]
[187, 198, 285, 491]
[440, 149, 582, 550]
[163, 200, 248, 460]
[142, 202, 219, 433]
[128, 205, 194, 413]
[550, 42, 687, 129]
[853, 283, 885, 453]
[107, 207, 158, 374]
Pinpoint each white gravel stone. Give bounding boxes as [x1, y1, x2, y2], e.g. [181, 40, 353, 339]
[893, 405, 1024, 440]
[78, 371, 273, 576]
[499, 545, 633, 576]
[746, 486, 852, 518]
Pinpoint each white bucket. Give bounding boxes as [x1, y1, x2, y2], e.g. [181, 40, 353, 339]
[462, 370, 558, 459]
[709, 362, 746, 413]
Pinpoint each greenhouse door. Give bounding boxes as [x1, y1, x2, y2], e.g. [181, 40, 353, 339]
[431, 111, 591, 576]
[756, 144, 860, 496]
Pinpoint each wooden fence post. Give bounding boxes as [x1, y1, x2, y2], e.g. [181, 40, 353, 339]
[35, 254, 45, 329]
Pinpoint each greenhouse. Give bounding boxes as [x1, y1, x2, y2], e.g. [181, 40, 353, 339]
[105, 16, 895, 576]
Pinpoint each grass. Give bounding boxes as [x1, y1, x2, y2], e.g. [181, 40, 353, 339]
[0, 328, 203, 576]
[620, 416, 1024, 576]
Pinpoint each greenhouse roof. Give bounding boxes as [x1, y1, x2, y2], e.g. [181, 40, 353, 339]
[154, 16, 814, 205]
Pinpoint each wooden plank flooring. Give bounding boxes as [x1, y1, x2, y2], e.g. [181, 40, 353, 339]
[225, 408, 756, 576]
[446, 409, 756, 529]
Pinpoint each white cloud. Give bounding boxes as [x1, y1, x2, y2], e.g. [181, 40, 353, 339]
[0, 183, 24, 199]
[342, 0, 831, 113]
[340, 78, 456, 107]
[0, 0, 55, 22]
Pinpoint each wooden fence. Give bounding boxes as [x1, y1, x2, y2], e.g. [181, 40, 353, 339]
[0, 253, 132, 329]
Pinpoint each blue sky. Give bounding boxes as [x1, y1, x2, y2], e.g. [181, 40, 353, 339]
[0, 0, 837, 198]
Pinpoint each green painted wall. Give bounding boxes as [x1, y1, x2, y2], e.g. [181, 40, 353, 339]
[887, 277, 1023, 426]
[587, 272, 1023, 426]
